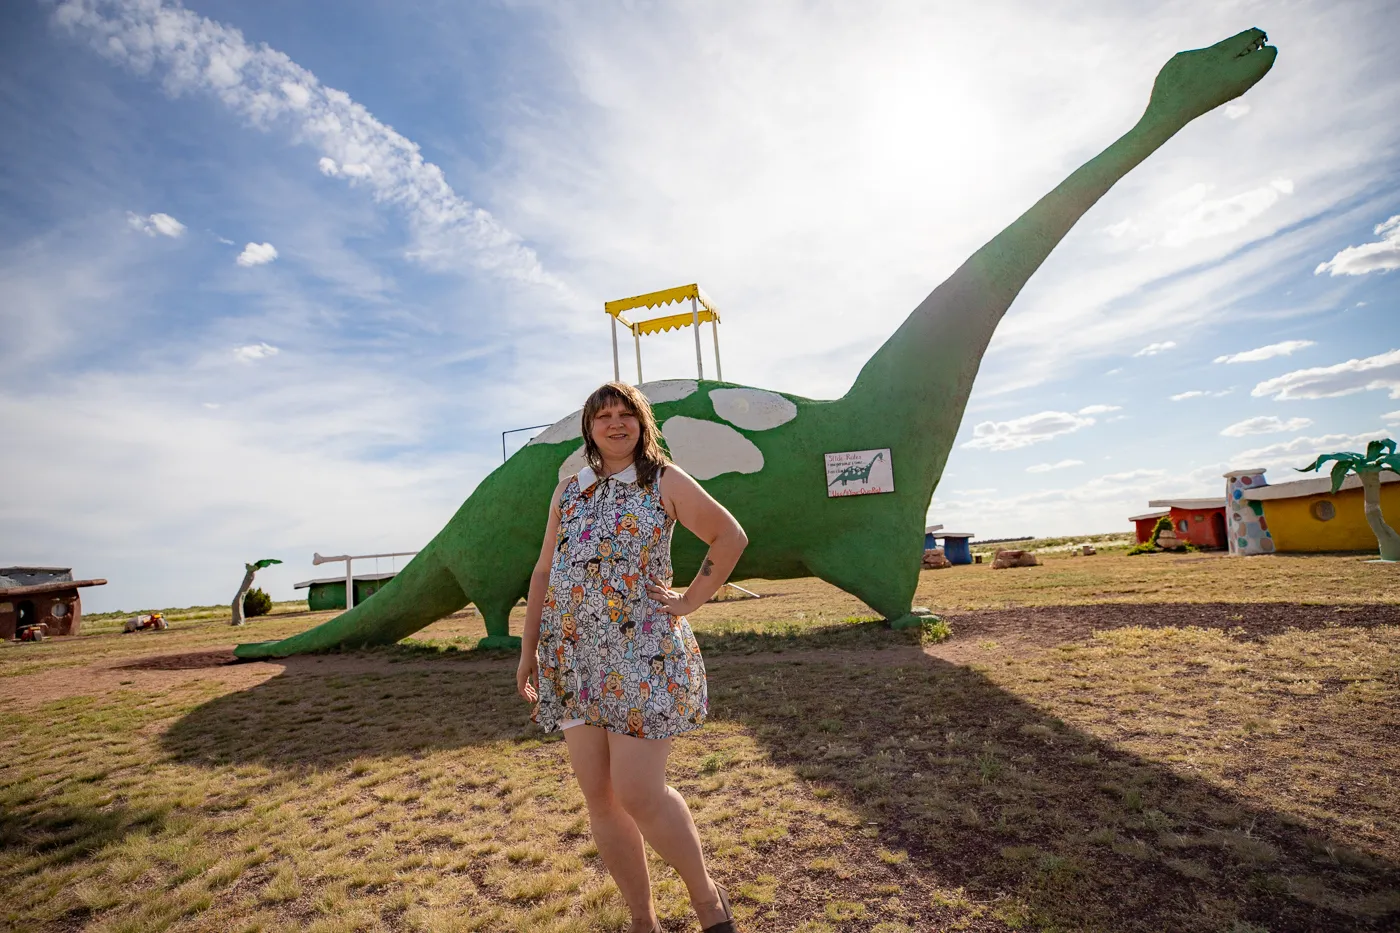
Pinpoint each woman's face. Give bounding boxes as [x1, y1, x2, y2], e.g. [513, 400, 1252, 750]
[591, 400, 640, 464]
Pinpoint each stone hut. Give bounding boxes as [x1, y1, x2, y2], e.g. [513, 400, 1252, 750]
[0, 567, 107, 639]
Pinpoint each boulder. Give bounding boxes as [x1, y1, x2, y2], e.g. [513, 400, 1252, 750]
[1082, 544, 1096, 556]
[922, 547, 952, 569]
[992, 548, 1039, 569]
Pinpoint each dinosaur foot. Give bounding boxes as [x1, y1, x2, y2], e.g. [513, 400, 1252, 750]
[888, 607, 937, 630]
[477, 634, 523, 651]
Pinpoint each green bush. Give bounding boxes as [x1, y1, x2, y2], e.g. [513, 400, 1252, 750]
[242, 587, 273, 618]
[920, 616, 952, 644]
[1129, 516, 1175, 556]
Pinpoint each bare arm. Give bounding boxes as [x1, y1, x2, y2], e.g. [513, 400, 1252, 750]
[518, 477, 568, 702]
[648, 466, 749, 615]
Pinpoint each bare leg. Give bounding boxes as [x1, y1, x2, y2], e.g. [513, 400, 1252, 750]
[564, 726, 657, 932]
[607, 731, 727, 928]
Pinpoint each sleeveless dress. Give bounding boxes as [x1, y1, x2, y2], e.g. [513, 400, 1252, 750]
[533, 463, 708, 739]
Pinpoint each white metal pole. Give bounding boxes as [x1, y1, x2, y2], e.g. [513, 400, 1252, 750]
[610, 315, 620, 382]
[691, 295, 704, 380]
[633, 326, 643, 384]
[712, 317, 723, 382]
[345, 558, 355, 610]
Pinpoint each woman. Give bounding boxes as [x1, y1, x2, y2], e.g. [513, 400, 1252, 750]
[518, 382, 748, 933]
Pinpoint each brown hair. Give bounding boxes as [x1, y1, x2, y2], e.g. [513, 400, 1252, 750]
[580, 382, 670, 489]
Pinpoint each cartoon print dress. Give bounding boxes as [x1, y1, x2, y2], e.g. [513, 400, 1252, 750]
[534, 463, 708, 739]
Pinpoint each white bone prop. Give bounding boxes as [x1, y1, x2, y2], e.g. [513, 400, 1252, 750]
[312, 550, 418, 610]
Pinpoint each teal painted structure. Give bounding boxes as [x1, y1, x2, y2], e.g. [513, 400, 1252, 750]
[298, 573, 396, 612]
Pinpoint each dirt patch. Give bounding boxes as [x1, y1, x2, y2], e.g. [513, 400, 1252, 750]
[933, 601, 1398, 661]
[5, 602, 1391, 708]
[117, 649, 242, 670]
[0, 648, 518, 709]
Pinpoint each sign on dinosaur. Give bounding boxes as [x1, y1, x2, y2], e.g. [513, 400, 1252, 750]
[825, 449, 893, 497]
[235, 28, 1278, 658]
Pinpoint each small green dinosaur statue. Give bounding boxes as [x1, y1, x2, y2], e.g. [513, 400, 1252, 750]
[236, 28, 1277, 658]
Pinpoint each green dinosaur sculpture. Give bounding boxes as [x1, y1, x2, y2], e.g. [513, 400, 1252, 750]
[236, 28, 1277, 659]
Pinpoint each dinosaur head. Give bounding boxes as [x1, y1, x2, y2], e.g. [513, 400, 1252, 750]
[1144, 27, 1277, 130]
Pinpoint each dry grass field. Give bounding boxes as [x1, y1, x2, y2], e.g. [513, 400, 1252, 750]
[2, 551, 1397, 932]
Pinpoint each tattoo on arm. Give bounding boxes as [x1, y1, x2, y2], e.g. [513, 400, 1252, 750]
[701, 558, 714, 577]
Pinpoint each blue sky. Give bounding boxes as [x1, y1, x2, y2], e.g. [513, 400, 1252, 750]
[3, 0, 1398, 613]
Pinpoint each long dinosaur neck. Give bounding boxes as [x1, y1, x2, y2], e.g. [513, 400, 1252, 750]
[842, 115, 1181, 431]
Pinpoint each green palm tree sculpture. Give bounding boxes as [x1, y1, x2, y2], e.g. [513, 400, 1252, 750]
[1298, 438, 1400, 561]
[231, 558, 283, 626]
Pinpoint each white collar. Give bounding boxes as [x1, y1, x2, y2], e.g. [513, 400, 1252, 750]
[577, 463, 637, 489]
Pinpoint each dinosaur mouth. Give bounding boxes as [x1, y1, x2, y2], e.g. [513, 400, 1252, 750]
[1238, 32, 1269, 57]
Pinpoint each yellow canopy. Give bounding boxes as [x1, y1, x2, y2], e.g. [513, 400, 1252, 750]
[604, 283, 719, 331]
[604, 282, 724, 383]
[632, 307, 718, 335]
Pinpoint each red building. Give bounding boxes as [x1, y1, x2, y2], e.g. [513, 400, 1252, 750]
[1129, 509, 1170, 544]
[1146, 498, 1229, 549]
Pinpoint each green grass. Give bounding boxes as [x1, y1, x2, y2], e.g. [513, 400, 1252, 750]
[2, 555, 1397, 930]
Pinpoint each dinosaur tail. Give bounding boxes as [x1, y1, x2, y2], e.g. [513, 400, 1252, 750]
[232, 544, 467, 659]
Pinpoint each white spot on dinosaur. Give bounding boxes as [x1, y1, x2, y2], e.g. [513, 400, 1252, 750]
[534, 383, 696, 452]
[661, 417, 763, 480]
[639, 380, 697, 404]
[709, 388, 797, 431]
[529, 409, 582, 445]
[557, 444, 589, 482]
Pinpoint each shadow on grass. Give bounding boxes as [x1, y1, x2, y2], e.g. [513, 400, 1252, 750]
[0, 801, 169, 872]
[162, 611, 1400, 932]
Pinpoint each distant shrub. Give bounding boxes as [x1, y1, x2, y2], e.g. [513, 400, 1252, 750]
[243, 587, 273, 618]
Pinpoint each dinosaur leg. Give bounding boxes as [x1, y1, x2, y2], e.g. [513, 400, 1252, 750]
[473, 593, 522, 651]
[233, 547, 467, 659]
[801, 532, 926, 630]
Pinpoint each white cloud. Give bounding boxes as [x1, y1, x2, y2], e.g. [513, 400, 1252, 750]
[1133, 341, 1176, 357]
[54, 0, 564, 292]
[1219, 415, 1313, 437]
[1252, 349, 1400, 400]
[0, 366, 488, 612]
[318, 157, 372, 179]
[1170, 388, 1233, 401]
[963, 410, 1096, 452]
[1385, 411, 1400, 426]
[1160, 178, 1293, 249]
[931, 467, 1173, 539]
[1231, 431, 1391, 472]
[233, 342, 279, 362]
[236, 242, 279, 267]
[1315, 215, 1400, 276]
[1224, 102, 1251, 119]
[1077, 404, 1121, 415]
[126, 211, 186, 237]
[1214, 340, 1315, 364]
[1026, 459, 1084, 473]
[1102, 217, 1134, 239]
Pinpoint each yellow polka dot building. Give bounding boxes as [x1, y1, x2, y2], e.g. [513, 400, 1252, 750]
[1224, 469, 1400, 555]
